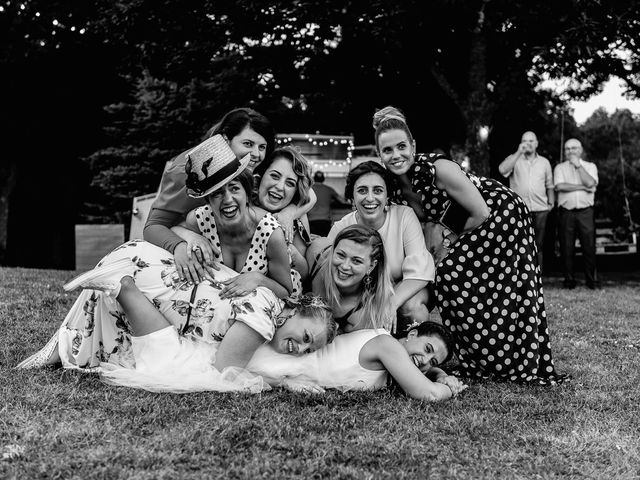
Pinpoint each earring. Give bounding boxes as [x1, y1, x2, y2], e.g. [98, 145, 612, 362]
[363, 273, 372, 289]
[384, 204, 389, 212]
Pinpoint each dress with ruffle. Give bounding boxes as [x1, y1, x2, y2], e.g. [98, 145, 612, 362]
[389, 154, 567, 384]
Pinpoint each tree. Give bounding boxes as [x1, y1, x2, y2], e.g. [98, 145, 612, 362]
[580, 108, 640, 232]
[0, 0, 119, 267]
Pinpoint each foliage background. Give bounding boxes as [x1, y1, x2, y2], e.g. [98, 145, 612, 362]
[1, 0, 640, 268]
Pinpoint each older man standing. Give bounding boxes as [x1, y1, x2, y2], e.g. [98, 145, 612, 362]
[499, 131, 554, 271]
[553, 138, 600, 289]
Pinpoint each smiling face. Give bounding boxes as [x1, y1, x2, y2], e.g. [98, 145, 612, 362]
[258, 156, 298, 212]
[207, 179, 249, 226]
[331, 239, 376, 293]
[402, 330, 449, 374]
[353, 172, 388, 229]
[228, 126, 268, 171]
[271, 314, 329, 355]
[377, 129, 416, 176]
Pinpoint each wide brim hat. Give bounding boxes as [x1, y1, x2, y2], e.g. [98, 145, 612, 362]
[184, 134, 251, 198]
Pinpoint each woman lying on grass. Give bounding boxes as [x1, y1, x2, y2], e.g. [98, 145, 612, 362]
[67, 261, 335, 393]
[248, 321, 468, 401]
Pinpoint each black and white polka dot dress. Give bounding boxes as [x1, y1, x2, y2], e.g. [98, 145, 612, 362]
[194, 206, 302, 296]
[391, 154, 567, 384]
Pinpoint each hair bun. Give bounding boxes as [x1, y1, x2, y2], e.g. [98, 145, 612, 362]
[372, 106, 406, 130]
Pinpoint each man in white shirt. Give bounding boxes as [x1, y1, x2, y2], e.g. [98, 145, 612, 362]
[499, 131, 554, 272]
[553, 138, 600, 289]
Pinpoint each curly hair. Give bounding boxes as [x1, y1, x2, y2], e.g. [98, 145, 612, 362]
[252, 146, 313, 208]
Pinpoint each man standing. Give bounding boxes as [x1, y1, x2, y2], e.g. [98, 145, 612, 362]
[307, 171, 349, 236]
[499, 131, 554, 271]
[553, 138, 600, 289]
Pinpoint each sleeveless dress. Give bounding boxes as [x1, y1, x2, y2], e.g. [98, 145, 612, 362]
[17, 215, 288, 387]
[390, 154, 567, 385]
[195, 206, 303, 297]
[247, 329, 390, 391]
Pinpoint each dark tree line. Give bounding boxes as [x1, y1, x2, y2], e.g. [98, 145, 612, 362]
[1, 0, 639, 267]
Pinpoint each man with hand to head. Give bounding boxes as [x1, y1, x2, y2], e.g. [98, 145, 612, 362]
[553, 138, 599, 289]
[499, 131, 554, 272]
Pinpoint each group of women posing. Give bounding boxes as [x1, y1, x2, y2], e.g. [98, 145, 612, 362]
[20, 104, 567, 400]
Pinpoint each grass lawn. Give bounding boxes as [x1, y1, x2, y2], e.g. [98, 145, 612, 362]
[1, 266, 639, 479]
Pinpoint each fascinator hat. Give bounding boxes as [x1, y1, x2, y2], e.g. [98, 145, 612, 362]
[184, 134, 251, 198]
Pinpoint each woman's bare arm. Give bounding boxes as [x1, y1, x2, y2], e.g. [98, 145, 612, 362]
[433, 159, 490, 232]
[366, 335, 453, 401]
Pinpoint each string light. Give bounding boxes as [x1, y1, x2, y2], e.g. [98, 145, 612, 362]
[275, 133, 355, 176]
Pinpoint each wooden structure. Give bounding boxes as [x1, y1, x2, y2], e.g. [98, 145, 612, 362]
[75, 224, 124, 270]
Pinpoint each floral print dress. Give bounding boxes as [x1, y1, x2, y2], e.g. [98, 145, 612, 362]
[19, 215, 287, 382]
[390, 154, 567, 384]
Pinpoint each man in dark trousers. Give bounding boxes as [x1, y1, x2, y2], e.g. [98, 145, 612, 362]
[554, 138, 600, 289]
[308, 171, 349, 236]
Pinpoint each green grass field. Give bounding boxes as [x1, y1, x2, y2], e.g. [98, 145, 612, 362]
[1, 267, 639, 479]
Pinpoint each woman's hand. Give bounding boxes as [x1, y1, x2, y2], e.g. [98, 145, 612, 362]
[436, 375, 468, 397]
[281, 379, 326, 394]
[171, 227, 219, 283]
[274, 210, 296, 243]
[174, 242, 209, 284]
[423, 222, 457, 266]
[433, 159, 490, 232]
[219, 272, 263, 299]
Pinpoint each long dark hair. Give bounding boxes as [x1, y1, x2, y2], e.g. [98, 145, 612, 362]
[344, 160, 393, 201]
[409, 321, 455, 364]
[204, 107, 276, 159]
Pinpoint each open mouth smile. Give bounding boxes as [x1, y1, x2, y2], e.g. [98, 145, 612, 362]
[361, 203, 379, 212]
[411, 355, 421, 368]
[268, 191, 284, 202]
[335, 269, 351, 280]
[220, 206, 238, 218]
[389, 158, 407, 168]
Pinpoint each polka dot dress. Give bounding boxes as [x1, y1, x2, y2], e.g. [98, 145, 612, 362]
[194, 206, 302, 296]
[391, 154, 567, 384]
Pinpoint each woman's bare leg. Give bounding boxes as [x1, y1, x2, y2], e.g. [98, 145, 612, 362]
[116, 276, 171, 337]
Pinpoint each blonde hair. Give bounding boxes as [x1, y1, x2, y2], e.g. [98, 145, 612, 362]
[253, 146, 313, 207]
[320, 225, 395, 330]
[281, 294, 338, 344]
[372, 106, 414, 150]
